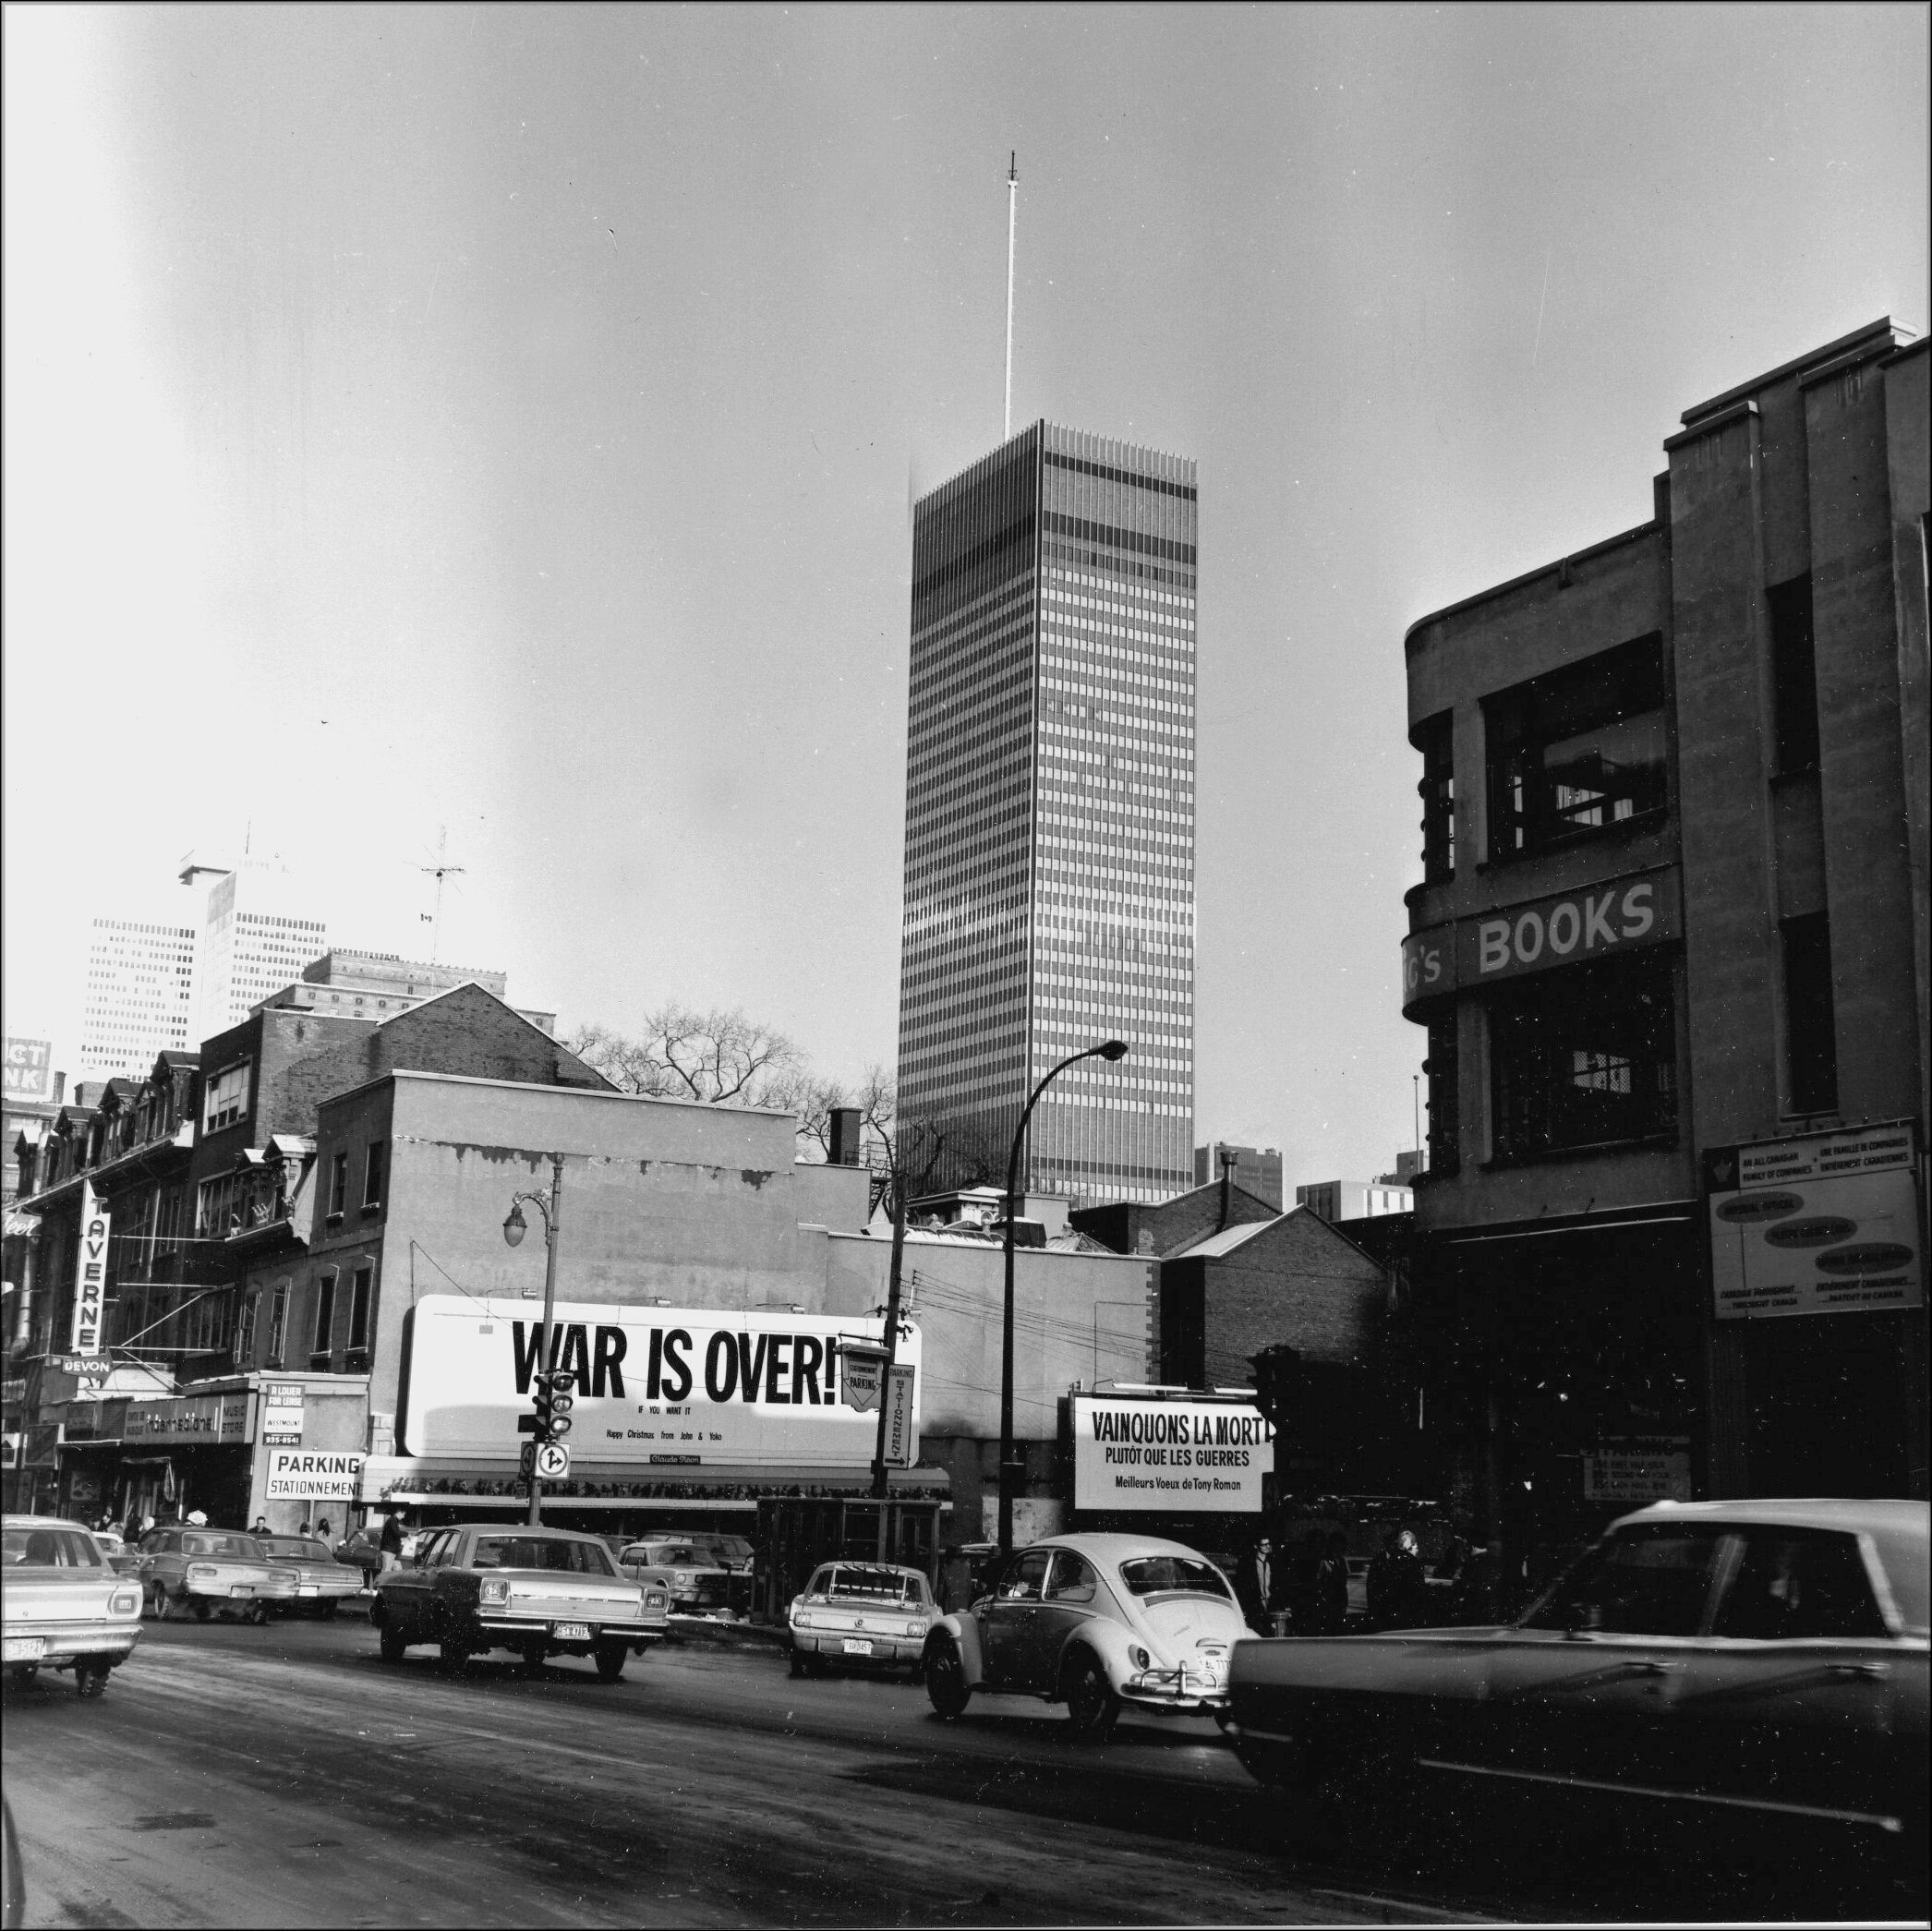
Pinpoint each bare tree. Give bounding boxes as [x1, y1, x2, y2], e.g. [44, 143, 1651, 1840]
[567, 1005, 808, 1108]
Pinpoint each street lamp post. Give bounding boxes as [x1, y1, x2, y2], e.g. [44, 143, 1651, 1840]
[502, 1152, 564, 1527]
[998, 1038, 1129, 1553]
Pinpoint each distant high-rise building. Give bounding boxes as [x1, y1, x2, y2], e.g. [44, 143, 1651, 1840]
[1193, 1142, 1284, 1211]
[79, 916, 198, 1078]
[897, 423, 1197, 1203]
[196, 863, 328, 1041]
[1295, 1177, 1414, 1223]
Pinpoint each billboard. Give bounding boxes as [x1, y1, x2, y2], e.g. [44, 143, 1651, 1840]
[1708, 1122, 1923, 1322]
[400, 1296, 920, 1466]
[1070, 1394, 1273, 1513]
[3, 1038, 54, 1104]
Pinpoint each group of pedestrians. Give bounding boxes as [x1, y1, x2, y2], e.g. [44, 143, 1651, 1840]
[1233, 1524, 1501, 1636]
[1233, 1530, 1353, 1636]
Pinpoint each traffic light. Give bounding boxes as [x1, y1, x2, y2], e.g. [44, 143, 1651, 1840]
[531, 1370, 575, 1443]
[1248, 1345, 1302, 1433]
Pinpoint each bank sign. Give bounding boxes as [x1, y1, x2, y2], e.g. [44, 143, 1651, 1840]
[1402, 865, 1680, 1010]
[401, 1296, 920, 1466]
[1070, 1395, 1273, 1514]
[1708, 1122, 1923, 1322]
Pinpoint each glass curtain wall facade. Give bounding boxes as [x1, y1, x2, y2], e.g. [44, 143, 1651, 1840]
[898, 422, 1196, 1203]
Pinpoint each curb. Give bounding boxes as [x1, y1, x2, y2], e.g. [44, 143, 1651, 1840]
[662, 1617, 790, 1652]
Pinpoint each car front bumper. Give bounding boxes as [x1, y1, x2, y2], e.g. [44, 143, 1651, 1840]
[1120, 1673, 1230, 1712]
[4, 1623, 140, 1666]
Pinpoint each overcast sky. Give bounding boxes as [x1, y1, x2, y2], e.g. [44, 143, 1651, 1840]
[4, 3, 1926, 1187]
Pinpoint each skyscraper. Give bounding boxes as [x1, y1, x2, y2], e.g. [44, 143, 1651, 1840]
[79, 916, 198, 1078]
[897, 422, 1196, 1204]
[196, 863, 328, 1040]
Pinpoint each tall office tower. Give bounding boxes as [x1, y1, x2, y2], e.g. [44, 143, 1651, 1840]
[78, 917, 198, 1077]
[897, 422, 1197, 1204]
[196, 863, 328, 1040]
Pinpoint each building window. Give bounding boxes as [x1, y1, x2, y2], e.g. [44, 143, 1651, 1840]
[347, 1266, 372, 1354]
[266, 1281, 289, 1369]
[1768, 574, 1820, 776]
[311, 1273, 337, 1363]
[329, 1152, 349, 1217]
[1485, 636, 1667, 861]
[1417, 712, 1455, 884]
[1489, 953, 1677, 1160]
[203, 1060, 251, 1133]
[1781, 911, 1838, 1115]
[1425, 1013, 1460, 1177]
[362, 1140, 385, 1211]
[234, 1293, 258, 1368]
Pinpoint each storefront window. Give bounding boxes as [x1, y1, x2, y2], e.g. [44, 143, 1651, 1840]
[1490, 953, 1677, 1159]
[1486, 636, 1667, 861]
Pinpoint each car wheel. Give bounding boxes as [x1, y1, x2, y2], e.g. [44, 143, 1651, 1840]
[320, 1600, 339, 1622]
[155, 1587, 179, 1622]
[924, 1635, 971, 1720]
[74, 1660, 112, 1700]
[248, 1602, 271, 1626]
[379, 1624, 409, 1664]
[593, 1642, 628, 1684]
[787, 1650, 806, 1678]
[1062, 1651, 1120, 1736]
[193, 1601, 211, 1623]
[10, 1664, 38, 1687]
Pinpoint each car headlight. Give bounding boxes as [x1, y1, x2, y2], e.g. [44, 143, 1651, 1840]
[674, 1571, 692, 1587]
[109, 1587, 140, 1616]
[645, 1591, 668, 1610]
[1129, 1644, 1152, 1671]
[479, 1578, 510, 1605]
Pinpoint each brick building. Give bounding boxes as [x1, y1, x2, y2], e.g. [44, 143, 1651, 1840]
[1400, 320, 1928, 1575]
[1070, 1171, 1277, 1259]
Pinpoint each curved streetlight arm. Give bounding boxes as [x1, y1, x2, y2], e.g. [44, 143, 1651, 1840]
[998, 1039, 1127, 1554]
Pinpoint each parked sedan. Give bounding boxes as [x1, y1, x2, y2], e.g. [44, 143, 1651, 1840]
[136, 1527, 297, 1623]
[372, 1523, 669, 1679]
[789, 1563, 937, 1677]
[1226, 1497, 1929, 1902]
[1, 1517, 142, 1697]
[923, 1534, 1248, 1733]
[256, 1536, 368, 1617]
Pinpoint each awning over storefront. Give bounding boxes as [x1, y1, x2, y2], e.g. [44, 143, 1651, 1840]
[360, 1455, 950, 1508]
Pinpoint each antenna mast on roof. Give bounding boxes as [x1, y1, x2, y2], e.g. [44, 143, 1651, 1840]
[1004, 151, 1019, 441]
[414, 827, 466, 964]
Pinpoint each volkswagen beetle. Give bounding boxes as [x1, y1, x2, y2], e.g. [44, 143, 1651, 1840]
[922, 1533, 1246, 1733]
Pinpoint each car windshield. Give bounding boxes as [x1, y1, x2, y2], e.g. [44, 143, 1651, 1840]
[181, 1534, 264, 1559]
[825, 1567, 924, 1603]
[1521, 1527, 1732, 1636]
[4, 1527, 103, 1568]
[472, 1536, 617, 1575]
[695, 1536, 755, 1566]
[260, 1539, 334, 1561]
[1117, 1555, 1231, 1599]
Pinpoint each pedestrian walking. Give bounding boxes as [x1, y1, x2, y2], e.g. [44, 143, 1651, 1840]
[379, 1511, 404, 1575]
[1234, 1537, 1278, 1635]
[1368, 1527, 1429, 1631]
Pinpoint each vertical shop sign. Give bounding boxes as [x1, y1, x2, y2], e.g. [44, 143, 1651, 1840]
[70, 1184, 111, 1357]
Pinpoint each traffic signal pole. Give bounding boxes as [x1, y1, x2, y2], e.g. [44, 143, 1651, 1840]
[528, 1153, 563, 1527]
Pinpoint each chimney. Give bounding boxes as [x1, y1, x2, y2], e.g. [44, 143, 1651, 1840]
[827, 1107, 863, 1167]
[1218, 1147, 1238, 1231]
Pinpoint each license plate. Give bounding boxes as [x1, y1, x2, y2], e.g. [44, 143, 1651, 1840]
[298, 1586, 319, 1596]
[842, 1637, 873, 1655]
[4, 1636, 46, 1662]
[554, 1622, 592, 1641]
[229, 1586, 252, 1598]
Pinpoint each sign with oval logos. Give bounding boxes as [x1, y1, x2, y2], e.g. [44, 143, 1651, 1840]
[1707, 1123, 1921, 1321]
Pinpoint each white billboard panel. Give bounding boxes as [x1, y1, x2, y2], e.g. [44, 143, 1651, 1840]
[402, 1296, 919, 1466]
[1071, 1394, 1272, 1513]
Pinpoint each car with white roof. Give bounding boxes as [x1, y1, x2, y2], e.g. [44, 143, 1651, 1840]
[2, 1516, 143, 1696]
[923, 1533, 1246, 1733]
[788, 1562, 937, 1677]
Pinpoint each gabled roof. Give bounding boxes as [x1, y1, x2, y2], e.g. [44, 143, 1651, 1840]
[1173, 1204, 1389, 1268]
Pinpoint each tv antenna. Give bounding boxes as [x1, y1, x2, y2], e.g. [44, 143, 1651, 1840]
[1004, 152, 1020, 441]
[413, 827, 466, 963]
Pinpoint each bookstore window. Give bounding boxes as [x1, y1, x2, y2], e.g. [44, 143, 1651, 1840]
[1489, 953, 1677, 1160]
[1486, 636, 1667, 861]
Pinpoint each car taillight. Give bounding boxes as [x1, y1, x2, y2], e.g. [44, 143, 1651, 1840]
[479, 1578, 510, 1605]
[109, 1587, 140, 1615]
[187, 1563, 219, 1581]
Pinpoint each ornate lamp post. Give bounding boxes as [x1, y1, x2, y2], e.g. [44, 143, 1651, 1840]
[998, 1039, 1128, 1552]
[502, 1153, 564, 1527]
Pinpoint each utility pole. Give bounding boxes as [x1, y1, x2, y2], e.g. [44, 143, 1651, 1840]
[869, 1165, 911, 1556]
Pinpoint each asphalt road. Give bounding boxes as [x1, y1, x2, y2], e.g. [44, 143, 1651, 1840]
[0, 1616, 1898, 1927]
